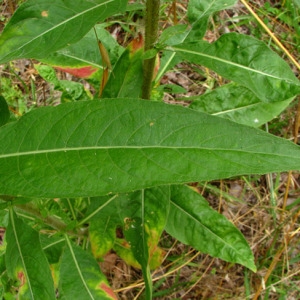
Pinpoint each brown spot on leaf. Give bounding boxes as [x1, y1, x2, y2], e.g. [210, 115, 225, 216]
[17, 271, 26, 287]
[41, 11, 48, 17]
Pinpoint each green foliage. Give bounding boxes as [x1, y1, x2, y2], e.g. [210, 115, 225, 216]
[0, 96, 10, 127]
[0, 0, 299, 299]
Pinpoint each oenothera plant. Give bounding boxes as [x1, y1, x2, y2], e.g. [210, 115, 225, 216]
[0, 0, 299, 298]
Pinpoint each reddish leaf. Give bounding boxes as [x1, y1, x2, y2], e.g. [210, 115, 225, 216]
[129, 33, 144, 54]
[55, 65, 98, 78]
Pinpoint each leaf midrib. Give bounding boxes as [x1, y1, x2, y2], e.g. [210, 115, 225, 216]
[170, 200, 239, 253]
[171, 46, 300, 84]
[10, 210, 34, 298]
[5, 0, 114, 59]
[0, 145, 297, 159]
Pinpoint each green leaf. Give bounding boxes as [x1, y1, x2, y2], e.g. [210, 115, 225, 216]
[166, 185, 256, 271]
[0, 0, 127, 64]
[156, 0, 237, 81]
[88, 195, 121, 258]
[59, 235, 117, 299]
[157, 24, 189, 47]
[189, 83, 294, 127]
[41, 24, 123, 79]
[188, 0, 237, 23]
[171, 33, 300, 102]
[186, 0, 237, 41]
[119, 187, 170, 299]
[0, 96, 10, 127]
[5, 209, 55, 299]
[35, 64, 91, 102]
[0, 98, 300, 198]
[102, 42, 144, 98]
[40, 235, 65, 264]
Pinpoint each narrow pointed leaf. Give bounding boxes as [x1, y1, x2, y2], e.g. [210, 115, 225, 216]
[166, 185, 256, 271]
[171, 33, 300, 102]
[189, 83, 293, 127]
[119, 187, 170, 299]
[0, 0, 127, 64]
[121, 190, 151, 299]
[5, 209, 55, 299]
[59, 236, 117, 299]
[102, 38, 144, 98]
[0, 99, 300, 198]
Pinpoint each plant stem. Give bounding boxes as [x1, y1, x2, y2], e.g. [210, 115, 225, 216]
[141, 0, 160, 100]
[14, 203, 87, 236]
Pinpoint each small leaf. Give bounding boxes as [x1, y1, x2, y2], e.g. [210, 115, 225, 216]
[35, 64, 91, 101]
[157, 24, 188, 47]
[88, 195, 121, 258]
[5, 209, 55, 299]
[59, 235, 117, 299]
[102, 36, 144, 98]
[172, 33, 300, 102]
[0, 0, 127, 63]
[166, 185, 256, 271]
[186, 0, 237, 41]
[189, 83, 293, 127]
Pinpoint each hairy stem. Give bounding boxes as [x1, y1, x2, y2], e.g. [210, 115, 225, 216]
[141, 0, 160, 99]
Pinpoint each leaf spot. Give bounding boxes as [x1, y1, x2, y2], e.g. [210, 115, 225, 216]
[41, 11, 48, 17]
[124, 217, 135, 230]
[17, 271, 26, 287]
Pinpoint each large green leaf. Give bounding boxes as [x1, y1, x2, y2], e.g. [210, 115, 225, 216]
[189, 83, 294, 127]
[166, 185, 256, 271]
[5, 209, 55, 299]
[0, 0, 127, 64]
[171, 33, 300, 102]
[0, 98, 300, 198]
[59, 235, 117, 299]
